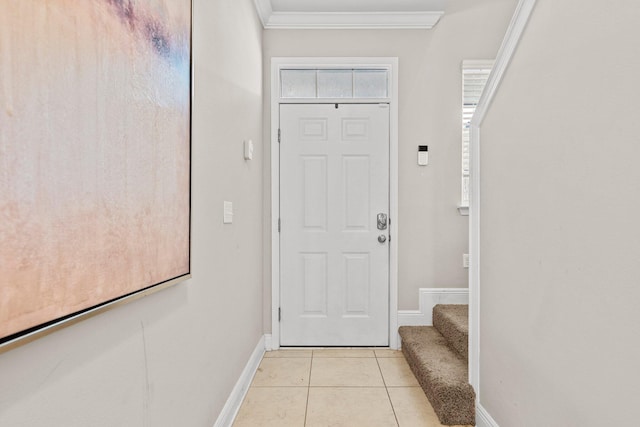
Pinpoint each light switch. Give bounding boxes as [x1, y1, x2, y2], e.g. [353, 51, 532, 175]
[223, 201, 233, 224]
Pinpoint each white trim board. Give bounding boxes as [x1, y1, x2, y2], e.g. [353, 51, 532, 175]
[253, 0, 443, 29]
[476, 404, 500, 427]
[468, 0, 538, 403]
[270, 57, 400, 350]
[213, 335, 265, 427]
[261, 11, 444, 30]
[264, 333, 273, 351]
[397, 288, 469, 327]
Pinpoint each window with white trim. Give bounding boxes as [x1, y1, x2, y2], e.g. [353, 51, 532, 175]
[280, 68, 390, 100]
[461, 60, 493, 209]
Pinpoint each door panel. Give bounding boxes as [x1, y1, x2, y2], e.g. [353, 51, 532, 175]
[280, 103, 390, 346]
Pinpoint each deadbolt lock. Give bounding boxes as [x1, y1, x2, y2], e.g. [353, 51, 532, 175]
[377, 213, 388, 230]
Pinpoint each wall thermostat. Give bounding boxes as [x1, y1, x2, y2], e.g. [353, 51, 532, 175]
[418, 145, 429, 166]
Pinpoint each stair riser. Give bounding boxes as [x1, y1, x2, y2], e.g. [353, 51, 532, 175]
[433, 304, 469, 361]
[399, 326, 475, 426]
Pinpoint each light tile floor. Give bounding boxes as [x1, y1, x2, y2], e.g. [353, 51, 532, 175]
[233, 348, 472, 427]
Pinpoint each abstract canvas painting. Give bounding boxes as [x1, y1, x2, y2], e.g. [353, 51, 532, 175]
[0, 0, 191, 345]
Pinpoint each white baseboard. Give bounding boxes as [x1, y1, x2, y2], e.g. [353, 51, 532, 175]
[213, 335, 265, 427]
[476, 403, 499, 427]
[397, 288, 469, 327]
[264, 333, 273, 351]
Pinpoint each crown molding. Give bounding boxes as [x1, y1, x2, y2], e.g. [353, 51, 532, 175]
[264, 11, 444, 29]
[254, 0, 273, 28]
[254, 0, 443, 29]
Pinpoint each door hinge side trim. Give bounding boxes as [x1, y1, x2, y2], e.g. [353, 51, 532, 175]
[278, 218, 281, 232]
[278, 307, 281, 322]
[277, 128, 281, 143]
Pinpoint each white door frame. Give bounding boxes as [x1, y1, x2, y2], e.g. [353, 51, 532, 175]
[270, 57, 399, 349]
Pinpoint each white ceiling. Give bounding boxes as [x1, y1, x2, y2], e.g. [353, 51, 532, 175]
[254, 0, 447, 29]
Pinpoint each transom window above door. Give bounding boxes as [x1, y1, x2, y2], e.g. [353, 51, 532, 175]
[280, 68, 390, 99]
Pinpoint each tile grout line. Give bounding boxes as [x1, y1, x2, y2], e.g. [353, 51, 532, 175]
[257, 386, 387, 389]
[375, 353, 401, 427]
[304, 351, 314, 426]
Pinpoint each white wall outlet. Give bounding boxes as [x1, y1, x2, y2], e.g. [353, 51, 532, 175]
[223, 201, 233, 224]
[463, 253, 469, 268]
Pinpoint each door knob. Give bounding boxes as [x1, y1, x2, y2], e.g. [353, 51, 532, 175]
[378, 235, 387, 243]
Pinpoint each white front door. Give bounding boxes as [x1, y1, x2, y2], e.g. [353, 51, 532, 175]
[280, 103, 390, 346]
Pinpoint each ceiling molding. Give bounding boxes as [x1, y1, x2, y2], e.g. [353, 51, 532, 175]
[254, 0, 273, 28]
[254, 0, 444, 29]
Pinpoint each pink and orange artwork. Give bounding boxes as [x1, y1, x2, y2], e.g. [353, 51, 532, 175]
[0, 0, 191, 343]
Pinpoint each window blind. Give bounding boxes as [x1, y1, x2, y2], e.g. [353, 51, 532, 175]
[461, 60, 493, 205]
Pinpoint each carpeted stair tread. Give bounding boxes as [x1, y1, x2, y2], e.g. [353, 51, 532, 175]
[399, 325, 475, 426]
[433, 304, 469, 361]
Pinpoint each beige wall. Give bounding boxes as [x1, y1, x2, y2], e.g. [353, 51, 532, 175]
[0, 0, 264, 425]
[480, 0, 640, 424]
[262, 0, 518, 322]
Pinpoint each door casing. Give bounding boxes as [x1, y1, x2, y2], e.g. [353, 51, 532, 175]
[270, 57, 399, 349]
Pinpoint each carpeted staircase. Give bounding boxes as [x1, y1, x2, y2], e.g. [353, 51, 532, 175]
[399, 304, 475, 426]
